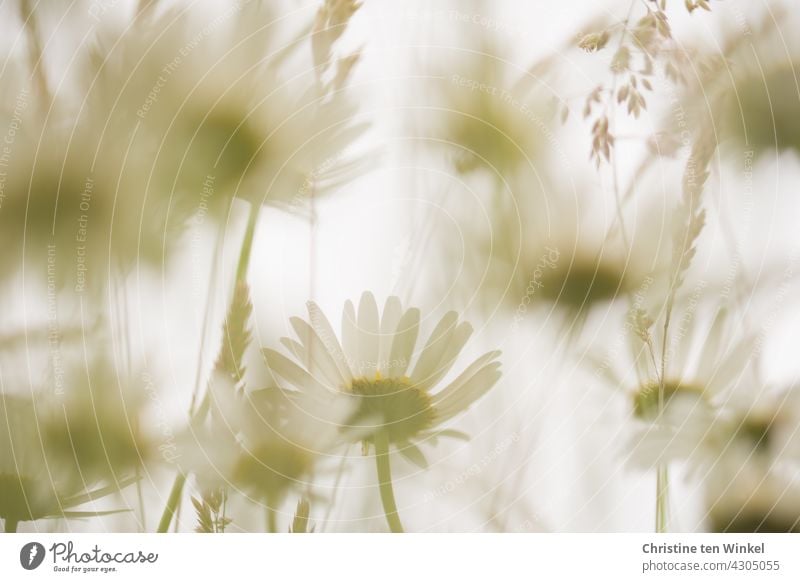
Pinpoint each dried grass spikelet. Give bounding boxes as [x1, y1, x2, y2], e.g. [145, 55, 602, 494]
[214, 279, 254, 384]
[191, 488, 231, 533]
[289, 498, 314, 533]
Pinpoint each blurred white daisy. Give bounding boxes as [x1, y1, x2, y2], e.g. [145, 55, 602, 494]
[178, 372, 352, 531]
[594, 305, 756, 468]
[262, 291, 502, 531]
[704, 460, 800, 533]
[454, 183, 659, 323]
[677, 10, 800, 158]
[0, 394, 135, 532]
[40, 357, 150, 489]
[693, 385, 800, 532]
[0, 118, 170, 285]
[86, 1, 369, 224]
[426, 47, 551, 177]
[632, 311, 758, 467]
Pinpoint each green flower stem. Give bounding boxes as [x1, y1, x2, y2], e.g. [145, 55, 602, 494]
[656, 466, 669, 533]
[156, 203, 260, 533]
[157, 473, 186, 533]
[235, 204, 259, 284]
[374, 431, 404, 533]
[4, 519, 18, 533]
[266, 506, 277, 534]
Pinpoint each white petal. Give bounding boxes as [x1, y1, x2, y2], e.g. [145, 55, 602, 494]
[377, 296, 402, 375]
[397, 442, 429, 469]
[629, 336, 651, 386]
[280, 337, 308, 368]
[341, 300, 358, 374]
[208, 372, 240, 423]
[695, 308, 726, 381]
[431, 350, 501, 408]
[262, 348, 330, 396]
[357, 291, 380, 377]
[290, 316, 347, 389]
[415, 321, 472, 392]
[410, 311, 458, 385]
[387, 308, 420, 377]
[307, 301, 353, 382]
[706, 334, 757, 397]
[674, 307, 697, 376]
[628, 403, 713, 469]
[434, 362, 502, 422]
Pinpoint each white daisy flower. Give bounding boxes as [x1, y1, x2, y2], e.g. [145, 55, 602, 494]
[704, 461, 800, 533]
[261, 291, 503, 531]
[595, 305, 756, 468]
[631, 310, 758, 468]
[0, 118, 169, 285]
[455, 185, 658, 321]
[677, 12, 800, 158]
[0, 393, 136, 532]
[428, 49, 550, 176]
[692, 385, 800, 532]
[0, 394, 63, 531]
[40, 358, 150, 489]
[178, 372, 352, 530]
[87, 2, 368, 222]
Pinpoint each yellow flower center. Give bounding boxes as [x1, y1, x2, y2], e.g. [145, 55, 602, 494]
[347, 376, 436, 444]
[729, 61, 800, 153]
[233, 441, 312, 503]
[633, 380, 705, 421]
[179, 107, 262, 189]
[540, 257, 627, 308]
[734, 415, 774, 453]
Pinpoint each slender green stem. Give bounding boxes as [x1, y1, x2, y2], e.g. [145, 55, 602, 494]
[266, 506, 277, 534]
[655, 290, 676, 533]
[235, 205, 259, 283]
[189, 226, 223, 416]
[157, 473, 186, 533]
[605, 0, 637, 249]
[156, 203, 259, 533]
[656, 467, 669, 533]
[220, 489, 228, 534]
[374, 431, 404, 533]
[135, 465, 146, 532]
[4, 518, 19, 533]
